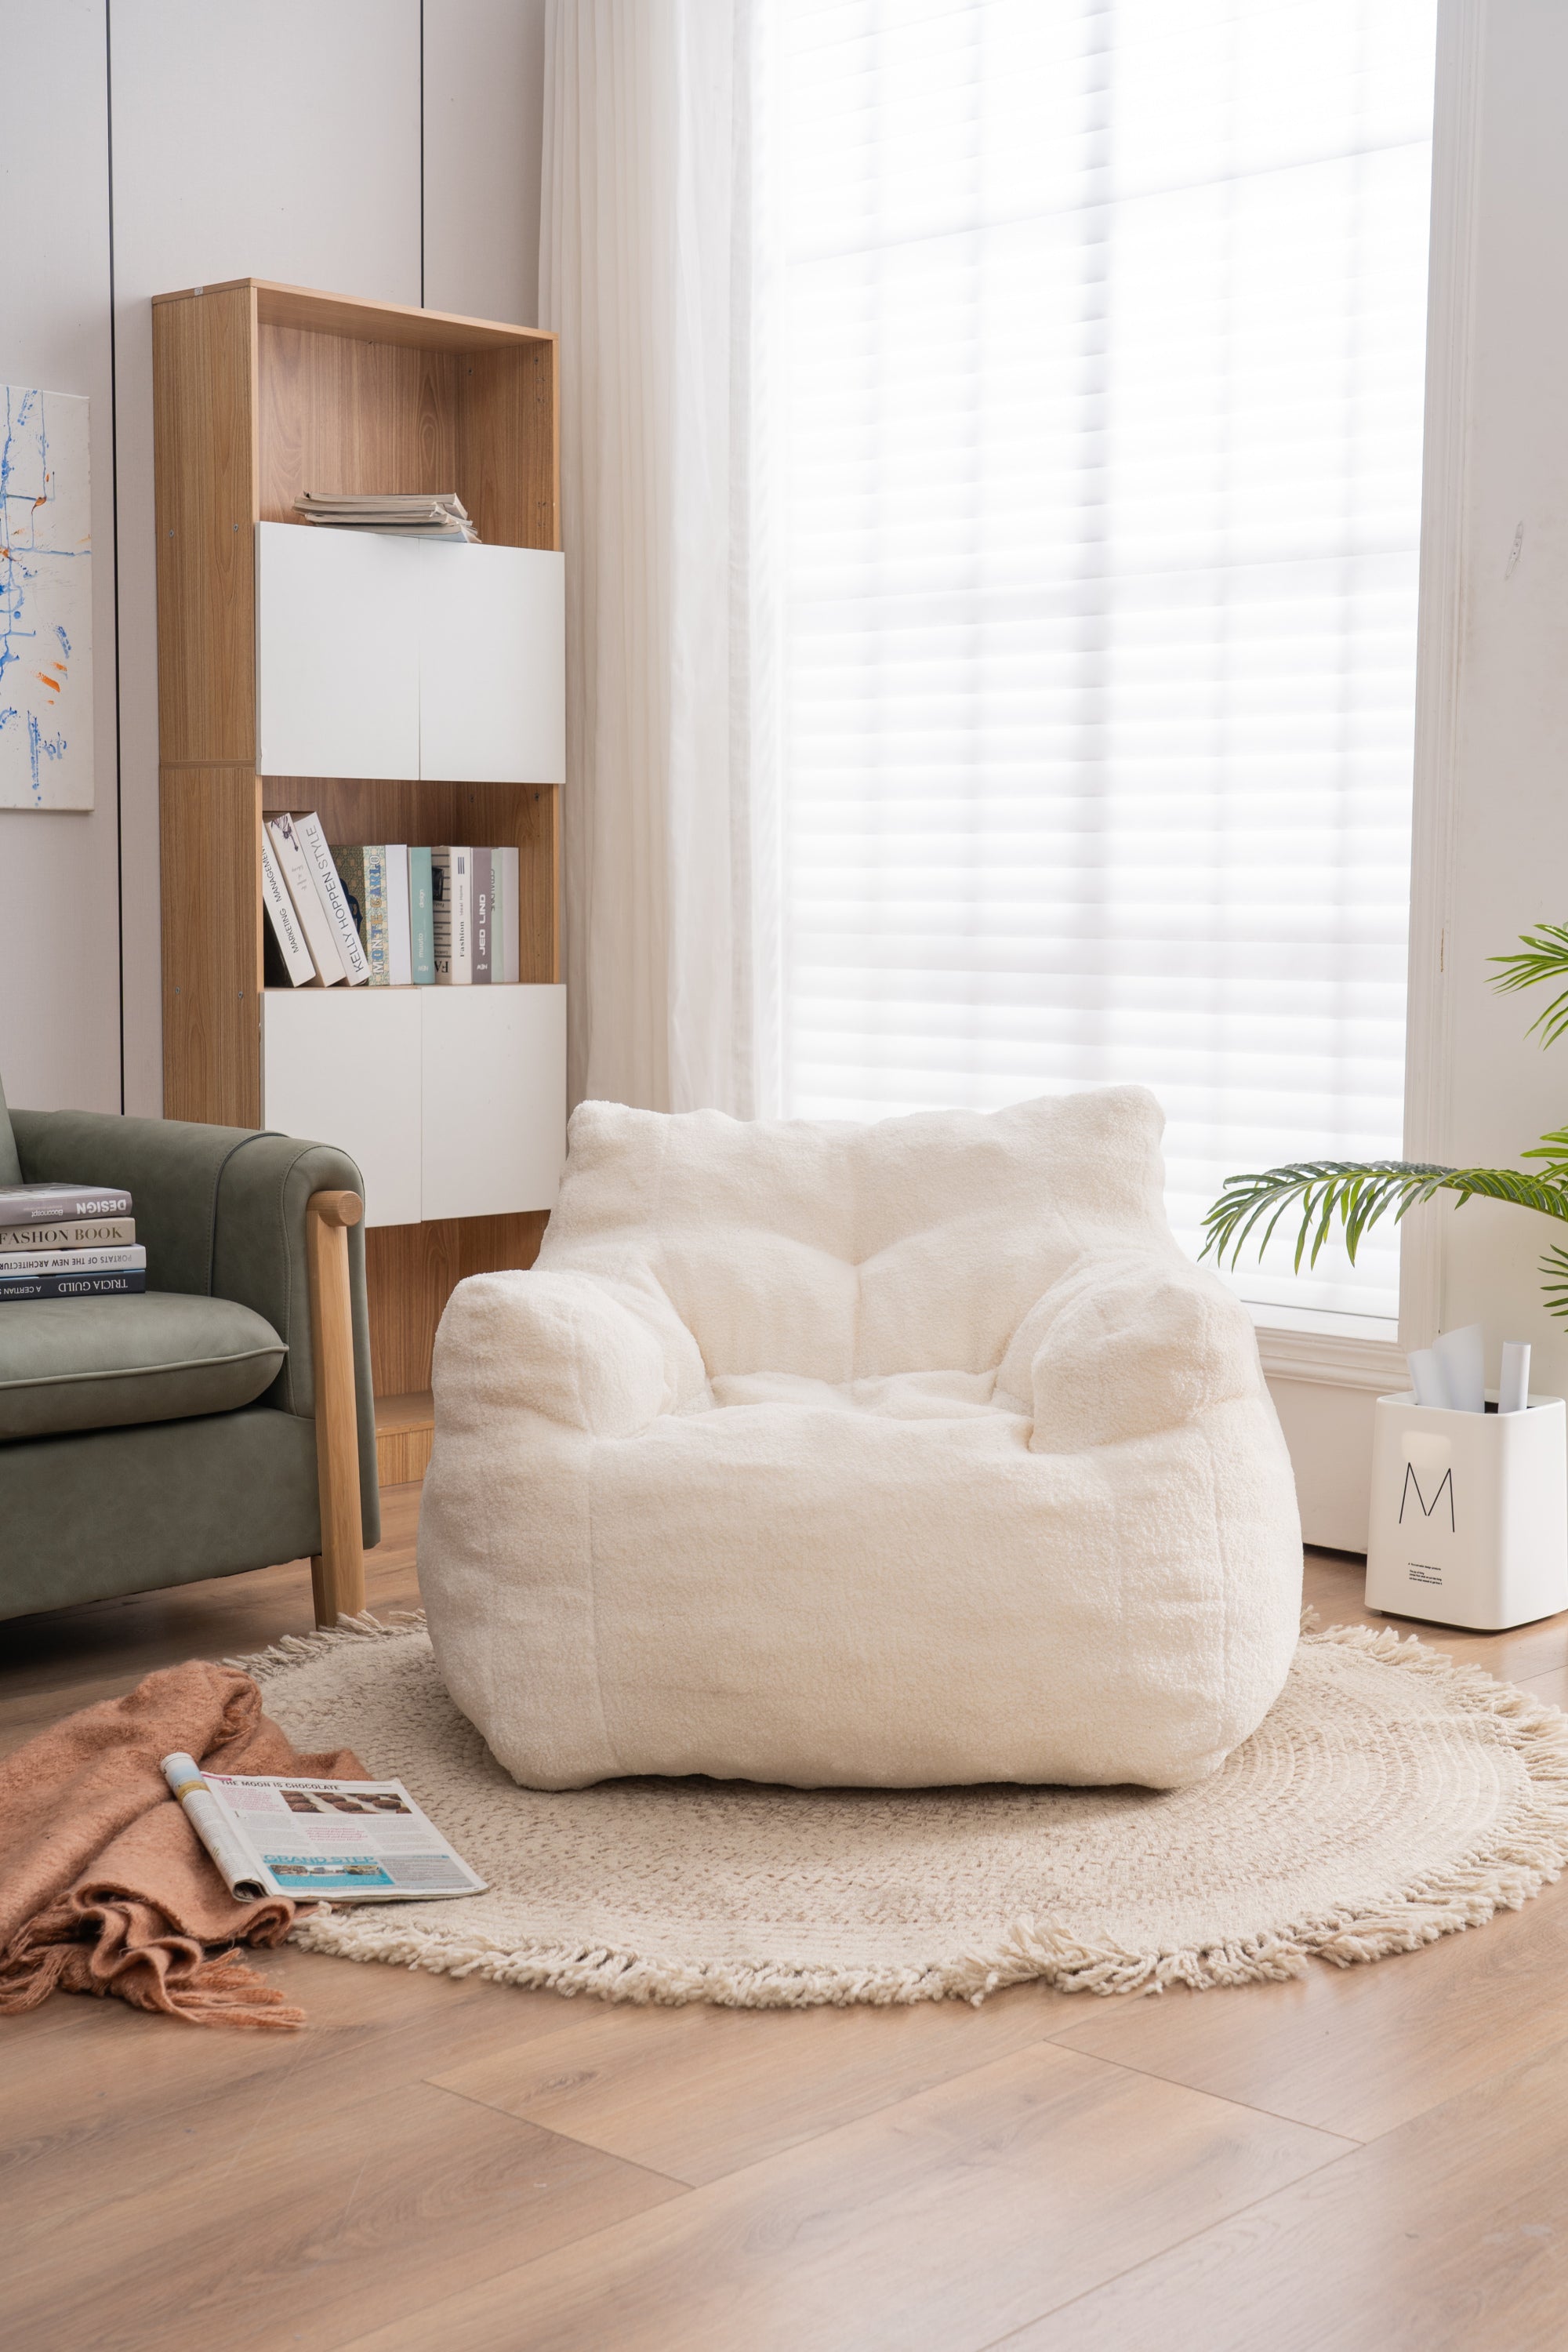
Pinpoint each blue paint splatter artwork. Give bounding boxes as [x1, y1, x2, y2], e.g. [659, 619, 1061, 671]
[0, 385, 93, 809]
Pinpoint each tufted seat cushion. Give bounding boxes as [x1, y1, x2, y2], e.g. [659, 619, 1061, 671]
[0, 1293, 287, 1440]
[419, 1087, 1303, 1792]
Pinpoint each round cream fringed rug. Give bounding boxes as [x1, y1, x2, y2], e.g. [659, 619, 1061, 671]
[241, 1614, 1568, 2006]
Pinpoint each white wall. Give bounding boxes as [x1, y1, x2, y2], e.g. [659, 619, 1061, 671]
[1406, 0, 1568, 1400]
[0, 0, 546, 1118]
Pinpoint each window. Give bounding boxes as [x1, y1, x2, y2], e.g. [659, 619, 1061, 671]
[773, 0, 1439, 1321]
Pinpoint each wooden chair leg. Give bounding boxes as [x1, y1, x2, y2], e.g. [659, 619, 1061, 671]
[306, 1189, 366, 1627]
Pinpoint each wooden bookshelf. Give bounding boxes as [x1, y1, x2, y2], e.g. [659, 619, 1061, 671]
[153, 279, 561, 1396]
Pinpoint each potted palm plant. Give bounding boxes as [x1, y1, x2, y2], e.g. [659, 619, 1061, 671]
[1203, 925, 1568, 1316]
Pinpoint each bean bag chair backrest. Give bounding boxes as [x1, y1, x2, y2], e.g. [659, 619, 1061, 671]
[538, 1084, 1178, 1382]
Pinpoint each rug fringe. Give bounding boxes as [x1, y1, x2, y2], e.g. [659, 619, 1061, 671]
[274, 1617, 1568, 2007]
[225, 1610, 427, 1681]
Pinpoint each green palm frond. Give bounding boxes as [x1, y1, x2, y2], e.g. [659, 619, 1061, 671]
[1541, 1243, 1568, 1323]
[1492, 924, 1568, 1048]
[1200, 1159, 1568, 1276]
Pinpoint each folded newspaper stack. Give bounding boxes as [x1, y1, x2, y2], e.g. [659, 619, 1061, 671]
[162, 1755, 486, 1903]
[292, 489, 480, 542]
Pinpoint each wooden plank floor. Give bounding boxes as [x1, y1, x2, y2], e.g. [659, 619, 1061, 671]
[6, 1506, 1568, 2351]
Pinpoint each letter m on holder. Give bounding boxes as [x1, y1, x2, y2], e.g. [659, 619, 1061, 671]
[1399, 1461, 1456, 1533]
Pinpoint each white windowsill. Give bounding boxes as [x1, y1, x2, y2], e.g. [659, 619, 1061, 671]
[1245, 1302, 1405, 1394]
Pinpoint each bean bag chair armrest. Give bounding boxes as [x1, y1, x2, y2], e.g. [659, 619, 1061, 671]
[1003, 1247, 1263, 1454]
[11, 1110, 378, 1542]
[435, 1269, 703, 1439]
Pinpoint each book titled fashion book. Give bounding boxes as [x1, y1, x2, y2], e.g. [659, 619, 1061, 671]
[0, 1184, 132, 1227]
[0, 1269, 147, 1300]
[0, 1215, 135, 1250]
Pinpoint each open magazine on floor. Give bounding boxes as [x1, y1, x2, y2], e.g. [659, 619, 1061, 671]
[162, 1755, 486, 1903]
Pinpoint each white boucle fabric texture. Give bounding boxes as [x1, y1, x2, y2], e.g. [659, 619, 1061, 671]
[418, 1086, 1303, 1791]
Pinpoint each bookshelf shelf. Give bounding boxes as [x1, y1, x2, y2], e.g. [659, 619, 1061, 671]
[153, 278, 563, 1396]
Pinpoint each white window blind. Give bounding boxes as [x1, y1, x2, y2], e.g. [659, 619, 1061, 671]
[773, 0, 1438, 1321]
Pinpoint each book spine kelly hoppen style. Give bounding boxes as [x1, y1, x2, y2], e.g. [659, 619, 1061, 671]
[408, 846, 435, 983]
[296, 812, 370, 985]
[267, 814, 346, 985]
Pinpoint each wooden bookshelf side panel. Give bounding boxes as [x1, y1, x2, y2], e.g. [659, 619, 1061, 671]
[366, 1211, 548, 1396]
[153, 285, 259, 764]
[257, 327, 459, 523]
[161, 768, 263, 1126]
[456, 342, 560, 552]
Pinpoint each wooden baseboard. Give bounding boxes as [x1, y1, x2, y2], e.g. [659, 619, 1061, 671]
[375, 1389, 434, 1486]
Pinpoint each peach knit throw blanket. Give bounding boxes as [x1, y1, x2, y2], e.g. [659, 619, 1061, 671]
[0, 1661, 365, 2030]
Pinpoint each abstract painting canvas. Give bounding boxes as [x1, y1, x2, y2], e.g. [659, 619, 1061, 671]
[0, 385, 93, 808]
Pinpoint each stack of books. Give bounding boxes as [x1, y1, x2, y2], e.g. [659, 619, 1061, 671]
[0, 1182, 143, 1301]
[292, 491, 479, 543]
[263, 815, 522, 988]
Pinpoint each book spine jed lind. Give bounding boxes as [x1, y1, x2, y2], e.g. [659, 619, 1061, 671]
[0, 1217, 135, 1250]
[0, 1269, 147, 1300]
[384, 844, 412, 985]
[0, 1244, 145, 1279]
[266, 814, 347, 985]
[260, 831, 316, 986]
[472, 848, 492, 985]
[431, 848, 473, 984]
[408, 846, 435, 983]
[296, 812, 370, 984]
[0, 1185, 133, 1225]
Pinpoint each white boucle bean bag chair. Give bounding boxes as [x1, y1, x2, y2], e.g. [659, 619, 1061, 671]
[419, 1086, 1303, 1792]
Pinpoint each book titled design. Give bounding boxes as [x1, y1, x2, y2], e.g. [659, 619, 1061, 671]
[265, 814, 346, 985]
[384, 843, 412, 986]
[0, 1183, 132, 1226]
[260, 832, 316, 986]
[0, 1216, 135, 1251]
[472, 847, 493, 985]
[293, 811, 370, 985]
[0, 1269, 147, 1300]
[431, 847, 473, 984]
[0, 1244, 145, 1280]
[408, 846, 436, 984]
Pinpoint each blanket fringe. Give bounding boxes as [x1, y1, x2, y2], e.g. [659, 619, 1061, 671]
[270, 1617, 1568, 2007]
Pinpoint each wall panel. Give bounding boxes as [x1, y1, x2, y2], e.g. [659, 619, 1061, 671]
[423, 0, 547, 325]
[0, 0, 122, 1113]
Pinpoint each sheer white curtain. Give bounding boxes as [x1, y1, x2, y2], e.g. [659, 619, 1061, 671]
[771, 0, 1438, 1319]
[539, 0, 762, 1114]
[542, 0, 1436, 1321]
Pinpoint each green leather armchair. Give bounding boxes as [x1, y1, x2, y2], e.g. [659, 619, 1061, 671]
[0, 1072, 379, 1628]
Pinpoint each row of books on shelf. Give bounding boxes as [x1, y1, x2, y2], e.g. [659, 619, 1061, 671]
[263, 813, 525, 990]
[0, 1183, 143, 1300]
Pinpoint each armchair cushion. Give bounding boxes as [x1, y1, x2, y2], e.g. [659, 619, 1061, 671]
[421, 1087, 1304, 1794]
[0, 1293, 286, 1440]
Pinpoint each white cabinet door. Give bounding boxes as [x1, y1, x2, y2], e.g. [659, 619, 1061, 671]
[256, 524, 420, 779]
[419, 984, 567, 1219]
[261, 989, 423, 1227]
[419, 544, 565, 785]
